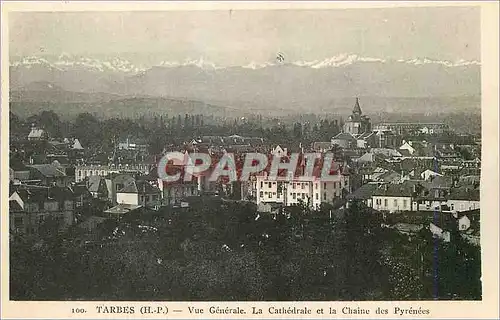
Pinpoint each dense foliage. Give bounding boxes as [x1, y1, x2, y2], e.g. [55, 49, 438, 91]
[10, 201, 481, 301]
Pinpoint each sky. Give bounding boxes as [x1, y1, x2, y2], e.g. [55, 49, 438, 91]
[9, 6, 480, 66]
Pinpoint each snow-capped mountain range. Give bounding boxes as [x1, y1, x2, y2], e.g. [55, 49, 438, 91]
[10, 53, 480, 73]
[9, 53, 480, 115]
[10, 54, 146, 74]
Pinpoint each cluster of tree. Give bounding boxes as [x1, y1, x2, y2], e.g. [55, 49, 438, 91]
[10, 199, 481, 301]
[11, 111, 345, 155]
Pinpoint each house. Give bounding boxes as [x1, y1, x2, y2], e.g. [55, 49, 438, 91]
[117, 138, 148, 152]
[374, 170, 402, 184]
[355, 152, 377, 164]
[72, 138, 84, 150]
[371, 181, 421, 213]
[447, 186, 480, 212]
[75, 163, 152, 183]
[429, 223, 451, 242]
[371, 148, 402, 158]
[116, 179, 161, 208]
[105, 173, 136, 205]
[346, 182, 380, 208]
[399, 141, 416, 155]
[373, 129, 400, 148]
[70, 183, 93, 208]
[412, 176, 453, 211]
[9, 186, 75, 236]
[162, 180, 199, 206]
[420, 169, 442, 181]
[271, 145, 288, 157]
[373, 122, 448, 135]
[27, 124, 48, 141]
[356, 132, 376, 149]
[85, 176, 109, 200]
[457, 215, 471, 231]
[254, 170, 350, 209]
[9, 160, 31, 183]
[27, 162, 72, 187]
[331, 132, 357, 149]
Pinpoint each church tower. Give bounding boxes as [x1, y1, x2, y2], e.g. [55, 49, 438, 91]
[343, 98, 371, 135]
[352, 97, 362, 116]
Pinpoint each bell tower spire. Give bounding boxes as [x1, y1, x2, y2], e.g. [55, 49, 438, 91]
[353, 97, 362, 115]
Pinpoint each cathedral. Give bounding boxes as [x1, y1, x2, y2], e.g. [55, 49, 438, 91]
[343, 98, 371, 135]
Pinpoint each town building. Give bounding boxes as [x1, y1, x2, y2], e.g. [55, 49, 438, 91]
[75, 163, 152, 183]
[373, 122, 449, 135]
[254, 169, 350, 209]
[116, 179, 161, 208]
[27, 124, 48, 141]
[9, 186, 75, 236]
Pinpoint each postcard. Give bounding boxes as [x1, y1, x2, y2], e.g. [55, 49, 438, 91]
[1, 1, 499, 319]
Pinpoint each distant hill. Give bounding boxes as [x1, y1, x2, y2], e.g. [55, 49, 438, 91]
[9, 88, 247, 119]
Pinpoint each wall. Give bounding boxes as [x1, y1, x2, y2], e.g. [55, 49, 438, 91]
[372, 196, 413, 212]
[116, 192, 139, 206]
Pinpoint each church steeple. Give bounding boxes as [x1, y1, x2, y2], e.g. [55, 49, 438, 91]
[353, 97, 362, 115]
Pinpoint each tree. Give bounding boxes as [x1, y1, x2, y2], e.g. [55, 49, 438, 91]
[72, 113, 102, 147]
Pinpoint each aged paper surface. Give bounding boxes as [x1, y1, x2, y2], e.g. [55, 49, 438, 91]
[1, 1, 499, 319]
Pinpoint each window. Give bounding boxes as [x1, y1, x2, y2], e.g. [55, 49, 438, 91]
[273, 192, 276, 195]
[64, 201, 73, 210]
[268, 182, 272, 188]
[384, 199, 388, 207]
[293, 193, 296, 199]
[264, 191, 268, 195]
[273, 182, 276, 185]
[44, 201, 59, 212]
[293, 183, 296, 189]
[301, 183, 305, 189]
[333, 182, 337, 189]
[260, 191, 263, 198]
[315, 183, 318, 190]
[260, 181, 263, 188]
[323, 192, 326, 200]
[403, 200, 408, 208]
[316, 193, 319, 200]
[268, 193, 272, 199]
[394, 199, 398, 207]
[277, 193, 281, 198]
[301, 193, 305, 199]
[323, 183, 327, 189]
